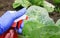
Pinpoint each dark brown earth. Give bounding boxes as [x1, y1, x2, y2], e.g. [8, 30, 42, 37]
[0, 0, 60, 22]
[49, 11, 60, 23]
[0, 0, 14, 16]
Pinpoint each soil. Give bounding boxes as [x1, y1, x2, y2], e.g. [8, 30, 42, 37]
[49, 11, 60, 23]
[0, 0, 60, 23]
[0, 0, 14, 16]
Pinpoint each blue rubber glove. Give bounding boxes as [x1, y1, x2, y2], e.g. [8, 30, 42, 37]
[0, 8, 26, 35]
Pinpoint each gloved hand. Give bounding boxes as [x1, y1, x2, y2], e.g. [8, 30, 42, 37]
[0, 8, 26, 35]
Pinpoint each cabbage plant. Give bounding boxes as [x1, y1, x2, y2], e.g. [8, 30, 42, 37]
[13, 0, 55, 12]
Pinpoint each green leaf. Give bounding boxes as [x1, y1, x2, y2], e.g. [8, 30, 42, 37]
[13, 0, 21, 8]
[26, 6, 55, 26]
[26, 6, 49, 20]
[23, 20, 44, 38]
[13, 0, 31, 8]
[19, 0, 31, 8]
[38, 17, 55, 26]
[31, 26, 60, 38]
[43, 1, 55, 12]
[28, 0, 44, 6]
[23, 21, 59, 38]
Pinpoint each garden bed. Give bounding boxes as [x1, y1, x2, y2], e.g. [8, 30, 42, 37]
[0, 0, 14, 16]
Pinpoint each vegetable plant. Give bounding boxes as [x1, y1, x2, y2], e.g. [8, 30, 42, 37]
[22, 6, 60, 38]
[25, 6, 55, 26]
[13, 0, 55, 12]
[22, 6, 54, 38]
